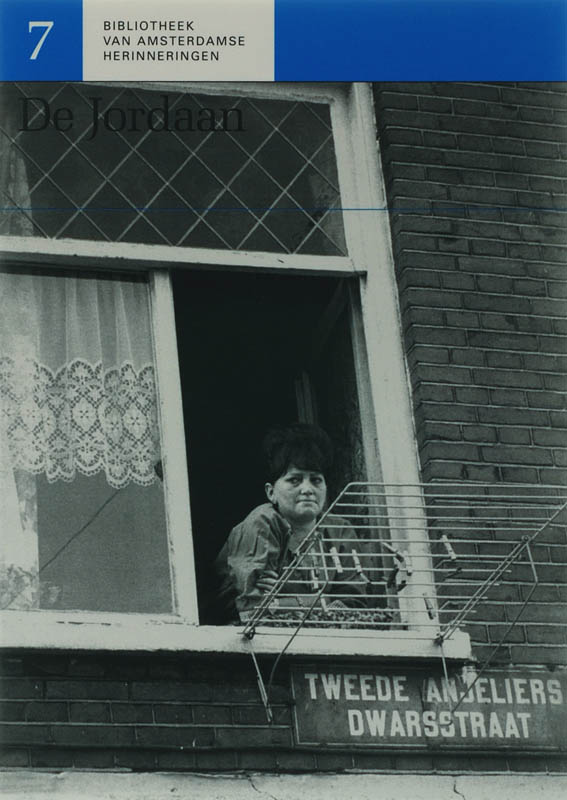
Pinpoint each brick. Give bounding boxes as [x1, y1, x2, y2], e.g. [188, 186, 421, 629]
[457, 133, 493, 152]
[193, 705, 233, 725]
[421, 461, 469, 480]
[30, 749, 74, 768]
[413, 364, 473, 385]
[156, 751, 197, 769]
[402, 308, 446, 330]
[0, 748, 29, 767]
[403, 252, 459, 271]
[421, 442, 480, 462]
[419, 95, 453, 113]
[550, 411, 567, 428]
[501, 86, 567, 109]
[473, 369, 543, 390]
[72, 749, 116, 768]
[525, 353, 567, 374]
[45, 680, 128, 701]
[0, 679, 43, 699]
[480, 313, 552, 335]
[445, 310, 480, 328]
[495, 172, 529, 189]
[490, 388, 528, 406]
[524, 140, 561, 159]
[498, 428, 531, 445]
[470, 239, 507, 257]
[0, 724, 51, 744]
[493, 137, 525, 155]
[440, 271, 476, 289]
[526, 626, 566, 645]
[451, 343, 486, 363]
[418, 384, 455, 403]
[463, 426, 497, 443]
[481, 446, 553, 466]
[539, 335, 567, 354]
[420, 421, 461, 441]
[500, 466, 540, 484]
[430, 756, 474, 772]
[454, 387, 490, 404]
[231, 705, 275, 725]
[69, 702, 111, 723]
[438, 238, 471, 255]
[410, 326, 466, 346]
[394, 755, 435, 771]
[238, 750, 279, 770]
[398, 268, 441, 289]
[153, 704, 194, 724]
[486, 352, 523, 370]
[135, 725, 214, 747]
[115, 750, 157, 769]
[0, 701, 26, 721]
[382, 128, 424, 146]
[509, 646, 567, 665]
[351, 753, 394, 770]
[147, 661, 188, 681]
[419, 402, 477, 422]
[458, 256, 527, 277]
[66, 658, 106, 678]
[111, 703, 153, 723]
[275, 751, 317, 771]
[469, 331, 538, 351]
[476, 274, 515, 294]
[26, 702, 68, 723]
[544, 374, 567, 392]
[51, 724, 136, 747]
[459, 464, 501, 482]
[392, 179, 448, 200]
[520, 605, 567, 623]
[130, 681, 212, 702]
[422, 131, 458, 149]
[464, 293, 532, 314]
[513, 278, 548, 297]
[215, 726, 291, 748]
[315, 752, 354, 771]
[508, 756, 556, 772]
[0, 658, 24, 677]
[377, 91, 419, 110]
[196, 750, 239, 770]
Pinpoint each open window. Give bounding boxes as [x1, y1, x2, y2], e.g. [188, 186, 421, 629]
[0, 81, 462, 658]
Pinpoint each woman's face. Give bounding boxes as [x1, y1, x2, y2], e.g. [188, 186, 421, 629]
[265, 464, 327, 526]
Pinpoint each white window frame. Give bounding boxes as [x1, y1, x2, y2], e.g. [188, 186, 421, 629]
[0, 82, 470, 660]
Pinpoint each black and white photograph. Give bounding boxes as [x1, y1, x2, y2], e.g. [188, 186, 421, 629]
[1, 79, 566, 798]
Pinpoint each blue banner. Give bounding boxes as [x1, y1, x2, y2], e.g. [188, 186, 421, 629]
[275, 0, 567, 80]
[0, 0, 565, 81]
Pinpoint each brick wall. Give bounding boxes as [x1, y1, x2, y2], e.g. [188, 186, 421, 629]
[1, 652, 566, 772]
[373, 82, 567, 667]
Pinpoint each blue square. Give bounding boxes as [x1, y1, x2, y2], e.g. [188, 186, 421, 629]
[0, 0, 82, 80]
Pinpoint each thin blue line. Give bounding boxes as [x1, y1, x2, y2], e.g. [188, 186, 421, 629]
[1, 206, 566, 213]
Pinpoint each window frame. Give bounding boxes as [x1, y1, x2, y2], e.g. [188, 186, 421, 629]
[0, 81, 471, 660]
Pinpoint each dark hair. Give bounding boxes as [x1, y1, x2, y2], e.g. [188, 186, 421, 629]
[262, 423, 333, 483]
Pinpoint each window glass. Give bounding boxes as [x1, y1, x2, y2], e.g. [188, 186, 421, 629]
[0, 269, 173, 613]
[1, 83, 346, 256]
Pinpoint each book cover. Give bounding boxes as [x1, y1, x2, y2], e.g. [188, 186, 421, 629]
[0, 0, 566, 793]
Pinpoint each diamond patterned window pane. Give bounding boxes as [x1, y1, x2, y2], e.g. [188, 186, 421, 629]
[1, 83, 346, 256]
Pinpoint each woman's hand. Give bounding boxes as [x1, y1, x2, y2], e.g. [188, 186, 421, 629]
[256, 569, 279, 593]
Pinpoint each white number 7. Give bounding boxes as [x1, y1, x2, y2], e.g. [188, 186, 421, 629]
[29, 21, 54, 60]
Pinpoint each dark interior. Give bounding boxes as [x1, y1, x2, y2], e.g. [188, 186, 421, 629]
[172, 268, 359, 622]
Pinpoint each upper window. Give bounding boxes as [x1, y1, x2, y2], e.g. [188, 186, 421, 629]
[0, 82, 460, 658]
[1, 82, 345, 255]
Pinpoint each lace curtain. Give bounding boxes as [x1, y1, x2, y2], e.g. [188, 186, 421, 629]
[1, 100, 161, 608]
[0, 271, 160, 487]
